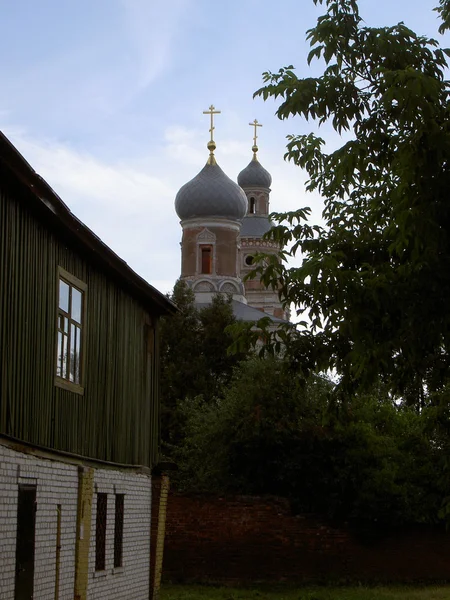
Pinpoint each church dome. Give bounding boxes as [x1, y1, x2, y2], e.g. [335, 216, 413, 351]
[175, 160, 247, 221]
[237, 156, 272, 189]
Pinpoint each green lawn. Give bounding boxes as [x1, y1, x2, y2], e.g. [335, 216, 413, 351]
[161, 584, 450, 600]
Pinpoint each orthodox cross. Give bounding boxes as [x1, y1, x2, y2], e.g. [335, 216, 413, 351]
[203, 105, 221, 143]
[249, 119, 262, 147]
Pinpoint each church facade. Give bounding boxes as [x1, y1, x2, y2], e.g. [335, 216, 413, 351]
[174, 109, 289, 323]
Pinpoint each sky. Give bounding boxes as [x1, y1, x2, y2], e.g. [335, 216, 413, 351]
[0, 0, 446, 295]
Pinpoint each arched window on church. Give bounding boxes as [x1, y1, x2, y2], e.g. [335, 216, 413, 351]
[200, 245, 212, 274]
[249, 197, 256, 214]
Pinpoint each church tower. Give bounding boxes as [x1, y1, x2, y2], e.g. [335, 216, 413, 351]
[174, 106, 248, 304]
[174, 107, 289, 323]
[237, 120, 289, 321]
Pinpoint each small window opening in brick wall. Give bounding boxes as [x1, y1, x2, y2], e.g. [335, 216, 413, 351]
[95, 493, 107, 571]
[200, 245, 212, 274]
[114, 494, 125, 568]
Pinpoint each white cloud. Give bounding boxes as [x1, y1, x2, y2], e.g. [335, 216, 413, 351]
[8, 133, 173, 214]
[5, 129, 181, 290]
[164, 125, 206, 166]
[120, 0, 191, 90]
[220, 139, 249, 159]
[3, 123, 317, 298]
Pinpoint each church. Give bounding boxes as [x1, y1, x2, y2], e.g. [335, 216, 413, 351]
[174, 106, 289, 323]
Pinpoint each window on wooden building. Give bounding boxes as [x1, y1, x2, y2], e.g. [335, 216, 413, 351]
[95, 493, 107, 571]
[114, 494, 125, 568]
[200, 245, 212, 274]
[56, 268, 86, 391]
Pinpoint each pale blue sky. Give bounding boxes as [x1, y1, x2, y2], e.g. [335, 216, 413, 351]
[0, 0, 445, 293]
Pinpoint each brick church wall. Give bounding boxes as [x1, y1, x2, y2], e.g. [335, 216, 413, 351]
[181, 226, 239, 278]
[215, 229, 239, 276]
[181, 227, 202, 276]
[163, 493, 450, 584]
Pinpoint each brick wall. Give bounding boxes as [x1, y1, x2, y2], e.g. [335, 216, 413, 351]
[86, 468, 152, 600]
[164, 493, 450, 584]
[150, 476, 163, 592]
[0, 443, 78, 600]
[0, 442, 153, 600]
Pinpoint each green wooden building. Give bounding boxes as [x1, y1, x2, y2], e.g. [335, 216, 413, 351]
[0, 131, 176, 600]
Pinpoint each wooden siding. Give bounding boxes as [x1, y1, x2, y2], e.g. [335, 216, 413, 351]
[0, 165, 160, 467]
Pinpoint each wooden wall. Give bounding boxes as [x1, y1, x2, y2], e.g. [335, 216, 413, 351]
[0, 163, 160, 467]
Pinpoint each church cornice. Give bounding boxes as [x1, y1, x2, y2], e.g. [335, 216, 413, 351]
[241, 238, 279, 249]
[181, 217, 242, 232]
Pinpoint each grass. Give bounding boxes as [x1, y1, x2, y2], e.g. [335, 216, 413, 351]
[160, 583, 450, 600]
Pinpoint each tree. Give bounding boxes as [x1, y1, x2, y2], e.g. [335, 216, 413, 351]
[253, 0, 450, 403]
[436, 0, 450, 34]
[177, 356, 450, 526]
[159, 280, 248, 449]
[177, 356, 333, 496]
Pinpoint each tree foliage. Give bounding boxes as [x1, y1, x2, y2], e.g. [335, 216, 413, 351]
[177, 357, 450, 527]
[160, 283, 450, 526]
[435, 0, 450, 34]
[177, 357, 330, 494]
[251, 0, 450, 403]
[159, 280, 248, 449]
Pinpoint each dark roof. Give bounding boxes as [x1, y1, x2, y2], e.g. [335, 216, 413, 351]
[237, 155, 272, 189]
[196, 299, 287, 324]
[240, 215, 272, 237]
[175, 160, 247, 221]
[0, 131, 176, 316]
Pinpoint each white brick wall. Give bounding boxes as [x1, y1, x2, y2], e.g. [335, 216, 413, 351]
[0, 443, 152, 600]
[0, 444, 78, 600]
[88, 469, 152, 600]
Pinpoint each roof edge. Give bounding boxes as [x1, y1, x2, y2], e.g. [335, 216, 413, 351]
[0, 131, 177, 316]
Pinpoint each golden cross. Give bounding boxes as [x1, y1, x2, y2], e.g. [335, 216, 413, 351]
[249, 119, 262, 147]
[203, 105, 221, 143]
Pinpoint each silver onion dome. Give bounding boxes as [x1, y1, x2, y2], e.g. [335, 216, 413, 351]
[237, 155, 272, 189]
[175, 160, 248, 221]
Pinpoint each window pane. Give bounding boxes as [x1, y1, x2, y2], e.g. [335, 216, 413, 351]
[59, 280, 69, 312]
[69, 324, 81, 385]
[75, 327, 81, 384]
[62, 334, 68, 379]
[56, 273, 86, 385]
[57, 332, 63, 377]
[70, 324, 76, 382]
[72, 288, 82, 323]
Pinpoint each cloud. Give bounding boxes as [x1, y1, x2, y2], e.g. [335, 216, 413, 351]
[8, 133, 173, 214]
[3, 122, 316, 298]
[120, 0, 191, 90]
[5, 129, 181, 290]
[220, 139, 249, 159]
[164, 126, 206, 166]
